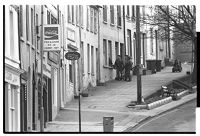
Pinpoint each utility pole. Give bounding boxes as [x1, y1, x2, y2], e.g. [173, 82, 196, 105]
[136, 5, 142, 104]
[40, 5, 44, 132]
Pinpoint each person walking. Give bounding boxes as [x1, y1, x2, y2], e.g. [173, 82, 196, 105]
[124, 56, 133, 82]
[114, 55, 124, 80]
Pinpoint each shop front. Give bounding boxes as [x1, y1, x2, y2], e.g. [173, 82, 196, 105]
[5, 64, 24, 132]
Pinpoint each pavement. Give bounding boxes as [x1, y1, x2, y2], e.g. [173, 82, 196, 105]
[44, 64, 196, 132]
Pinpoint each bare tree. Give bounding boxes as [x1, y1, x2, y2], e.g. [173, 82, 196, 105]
[143, 5, 196, 83]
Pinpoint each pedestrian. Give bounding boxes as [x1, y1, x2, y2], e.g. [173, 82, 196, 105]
[124, 56, 133, 82]
[114, 55, 124, 80]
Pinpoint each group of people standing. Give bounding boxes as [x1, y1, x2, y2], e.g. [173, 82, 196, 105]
[113, 55, 133, 82]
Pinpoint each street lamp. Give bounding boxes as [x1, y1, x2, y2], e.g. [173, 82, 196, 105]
[136, 5, 142, 104]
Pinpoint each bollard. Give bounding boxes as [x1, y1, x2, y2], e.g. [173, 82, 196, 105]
[103, 117, 114, 132]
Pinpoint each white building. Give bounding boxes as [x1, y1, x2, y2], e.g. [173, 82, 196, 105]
[4, 5, 24, 132]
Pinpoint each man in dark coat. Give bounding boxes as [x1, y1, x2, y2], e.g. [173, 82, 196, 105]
[124, 56, 133, 82]
[114, 55, 124, 80]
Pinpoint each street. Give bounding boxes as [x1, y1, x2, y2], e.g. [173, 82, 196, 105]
[43, 64, 196, 132]
[132, 99, 196, 132]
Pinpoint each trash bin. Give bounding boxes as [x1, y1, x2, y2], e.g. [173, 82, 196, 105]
[103, 117, 114, 132]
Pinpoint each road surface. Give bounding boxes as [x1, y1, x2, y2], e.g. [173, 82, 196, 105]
[132, 99, 196, 132]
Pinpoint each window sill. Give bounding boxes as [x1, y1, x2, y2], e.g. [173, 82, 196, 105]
[110, 23, 115, 27]
[20, 37, 25, 42]
[103, 20, 108, 24]
[117, 25, 122, 29]
[103, 65, 113, 69]
[31, 45, 36, 50]
[26, 41, 31, 46]
[126, 15, 130, 19]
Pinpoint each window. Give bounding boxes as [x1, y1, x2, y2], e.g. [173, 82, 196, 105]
[68, 5, 71, 23]
[94, 10, 97, 34]
[51, 14, 57, 24]
[31, 8, 34, 45]
[90, 8, 94, 32]
[127, 5, 130, 17]
[150, 28, 153, 54]
[76, 5, 79, 25]
[117, 5, 121, 27]
[132, 6, 135, 18]
[19, 5, 23, 37]
[103, 39, 107, 65]
[80, 5, 83, 27]
[72, 5, 75, 24]
[80, 42, 84, 74]
[47, 10, 51, 24]
[108, 41, 112, 67]
[91, 46, 94, 73]
[86, 6, 89, 30]
[10, 10, 14, 57]
[36, 14, 39, 50]
[127, 29, 132, 56]
[110, 5, 114, 24]
[26, 5, 29, 41]
[115, 42, 119, 59]
[69, 64, 73, 83]
[103, 5, 107, 22]
[132, 6, 135, 19]
[87, 44, 90, 73]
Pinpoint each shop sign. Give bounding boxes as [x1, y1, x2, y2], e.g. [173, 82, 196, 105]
[43, 24, 60, 51]
[65, 52, 80, 60]
[5, 71, 19, 85]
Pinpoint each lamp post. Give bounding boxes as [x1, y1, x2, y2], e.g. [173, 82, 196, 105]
[136, 5, 142, 104]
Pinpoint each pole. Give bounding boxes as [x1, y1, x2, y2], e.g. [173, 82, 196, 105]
[136, 5, 142, 104]
[40, 5, 44, 132]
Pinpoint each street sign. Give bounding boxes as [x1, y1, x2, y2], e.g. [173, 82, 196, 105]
[65, 52, 80, 60]
[43, 24, 60, 51]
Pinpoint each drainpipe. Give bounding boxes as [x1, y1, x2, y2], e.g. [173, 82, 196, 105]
[40, 5, 44, 132]
[123, 5, 126, 65]
[97, 6, 101, 83]
[17, 5, 23, 132]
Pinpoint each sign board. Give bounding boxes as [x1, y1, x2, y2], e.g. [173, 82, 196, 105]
[43, 24, 60, 51]
[5, 71, 20, 86]
[65, 52, 80, 60]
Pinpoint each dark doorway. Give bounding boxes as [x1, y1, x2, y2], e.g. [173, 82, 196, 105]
[20, 83, 27, 132]
[48, 78, 52, 121]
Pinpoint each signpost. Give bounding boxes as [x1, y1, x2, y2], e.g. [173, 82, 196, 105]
[65, 51, 81, 132]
